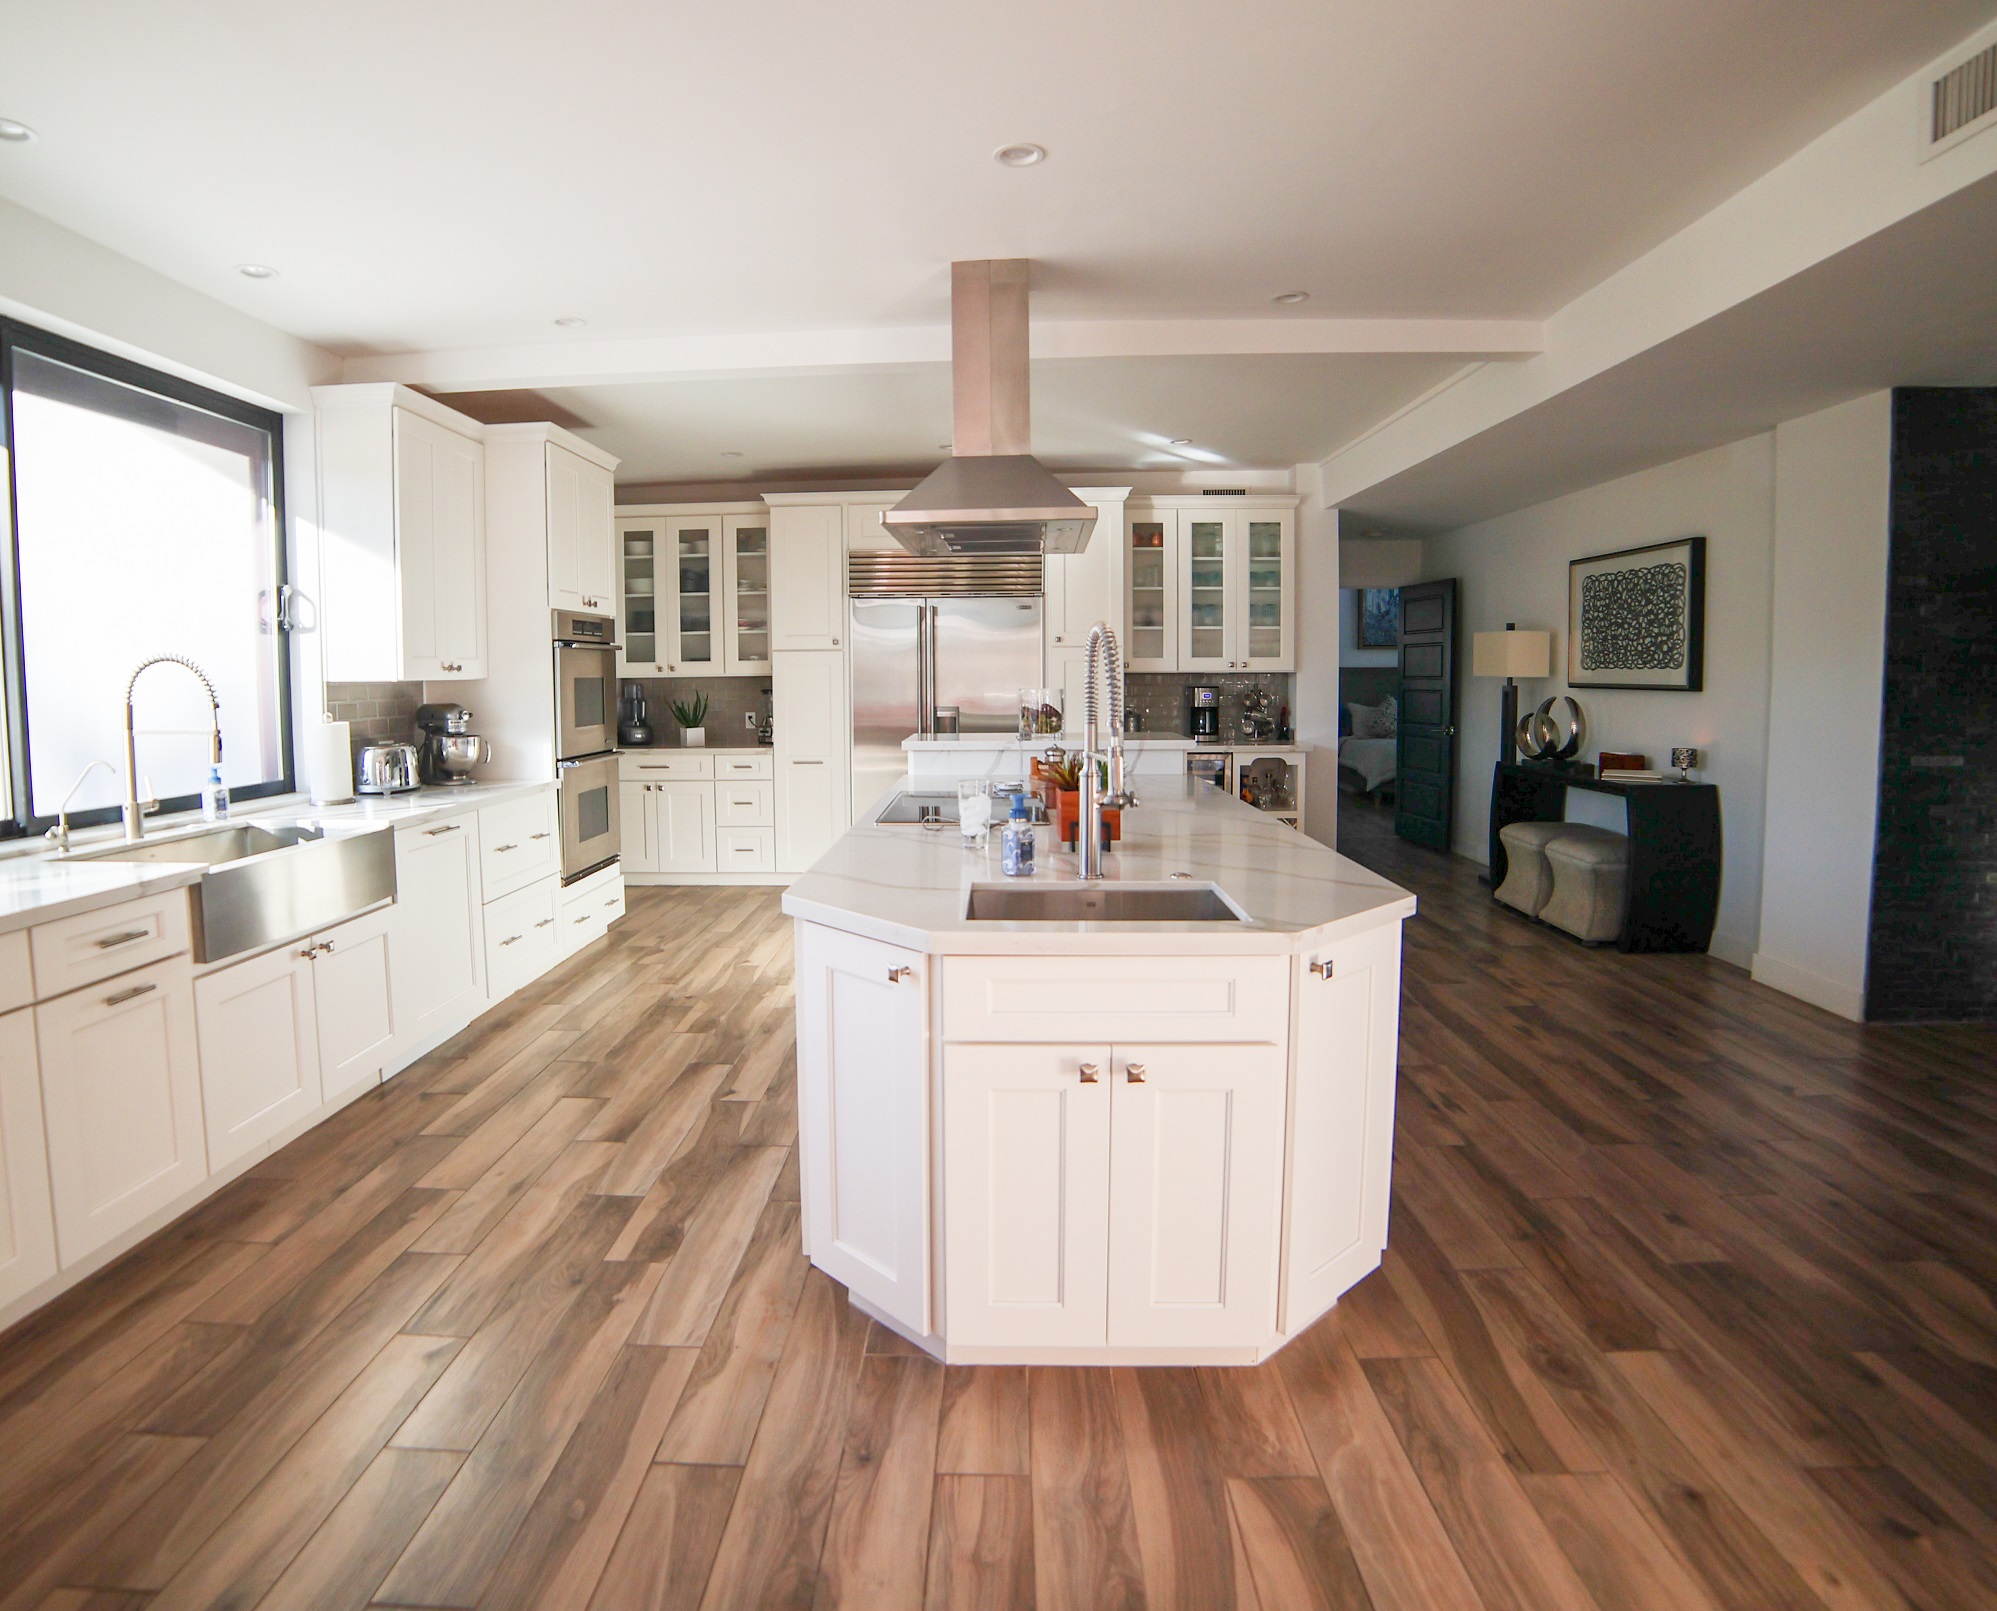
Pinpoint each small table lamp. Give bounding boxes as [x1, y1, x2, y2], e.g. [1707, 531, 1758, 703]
[1472, 623, 1552, 765]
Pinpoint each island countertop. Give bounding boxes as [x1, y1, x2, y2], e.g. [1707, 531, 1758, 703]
[782, 778, 1414, 955]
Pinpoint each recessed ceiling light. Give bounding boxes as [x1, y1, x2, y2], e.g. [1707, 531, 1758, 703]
[993, 142, 1046, 168]
[1271, 290, 1309, 305]
[235, 263, 278, 280]
[0, 118, 36, 143]
[1169, 438, 1193, 447]
[719, 450, 744, 459]
[553, 316, 587, 329]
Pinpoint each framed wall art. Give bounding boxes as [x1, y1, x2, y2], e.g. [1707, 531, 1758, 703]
[1358, 587, 1400, 648]
[1567, 536, 1705, 691]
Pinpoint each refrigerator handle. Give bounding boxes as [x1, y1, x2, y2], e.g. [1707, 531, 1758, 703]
[916, 601, 934, 736]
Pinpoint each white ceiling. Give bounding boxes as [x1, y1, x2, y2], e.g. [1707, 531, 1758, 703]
[1, 1, 1993, 476]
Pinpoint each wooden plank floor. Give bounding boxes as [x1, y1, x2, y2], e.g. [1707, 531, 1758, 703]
[3, 813, 1994, 1609]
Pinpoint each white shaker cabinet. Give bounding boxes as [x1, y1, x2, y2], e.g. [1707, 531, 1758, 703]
[796, 923, 931, 1336]
[389, 812, 486, 1053]
[943, 1042, 1111, 1349]
[1045, 491, 1130, 728]
[36, 957, 206, 1267]
[194, 943, 323, 1171]
[768, 504, 845, 651]
[312, 904, 399, 1105]
[774, 649, 850, 872]
[1283, 924, 1403, 1329]
[315, 384, 488, 682]
[0, 1008, 58, 1310]
[654, 781, 717, 874]
[544, 440, 616, 613]
[1177, 509, 1295, 673]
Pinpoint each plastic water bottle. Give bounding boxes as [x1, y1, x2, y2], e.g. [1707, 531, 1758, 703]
[201, 764, 230, 822]
[1001, 793, 1035, 876]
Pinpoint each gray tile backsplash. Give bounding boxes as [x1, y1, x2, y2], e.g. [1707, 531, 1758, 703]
[1124, 672, 1296, 741]
[324, 682, 426, 757]
[618, 677, 773, 747]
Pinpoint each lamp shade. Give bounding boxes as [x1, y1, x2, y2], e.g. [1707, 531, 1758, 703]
[1472, 628, 1550, 679]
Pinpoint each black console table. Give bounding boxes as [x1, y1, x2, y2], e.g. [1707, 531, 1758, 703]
[1488, 763, 1722, 953]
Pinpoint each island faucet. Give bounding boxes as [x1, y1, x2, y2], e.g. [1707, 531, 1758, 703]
[123, 655, 222, 842]
[1078, 622, 1137, 879]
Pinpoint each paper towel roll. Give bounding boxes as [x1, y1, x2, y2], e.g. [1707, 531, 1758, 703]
[309, 718, 356, 804]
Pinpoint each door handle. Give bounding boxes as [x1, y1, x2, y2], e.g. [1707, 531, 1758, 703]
[1125, 1062, 1147, 1083]
[1078, 1062, 1101, 1083]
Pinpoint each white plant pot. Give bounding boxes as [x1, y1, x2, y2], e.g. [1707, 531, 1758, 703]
[681, 726, 707, 748]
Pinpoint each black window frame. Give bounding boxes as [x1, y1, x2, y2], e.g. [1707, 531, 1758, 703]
[0, 318, 294, 839]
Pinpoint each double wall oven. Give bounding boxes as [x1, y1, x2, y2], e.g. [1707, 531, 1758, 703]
[553, 609, 620, 882]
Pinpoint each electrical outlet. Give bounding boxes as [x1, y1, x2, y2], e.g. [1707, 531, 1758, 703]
[744, 711, 758, 730]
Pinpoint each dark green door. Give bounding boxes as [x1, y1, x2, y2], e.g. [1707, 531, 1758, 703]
[1395, 579, 1458, 849]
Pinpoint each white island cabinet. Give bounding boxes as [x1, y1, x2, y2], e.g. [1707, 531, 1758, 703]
[785, 778, 1413, 1366]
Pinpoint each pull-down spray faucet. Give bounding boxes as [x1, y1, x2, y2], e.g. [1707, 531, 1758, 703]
[123, 655, 221, 842]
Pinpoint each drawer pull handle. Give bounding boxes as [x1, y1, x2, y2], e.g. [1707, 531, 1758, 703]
[425, 824, 461, 836]
[495, 843, 518, 853]
[574, 915, 592, 925]
[104, 983, 157, 1006]
[1125, 1062, 1147, 1083]
[604, 897, 618, 907]
[535, 919, 555, 928]
[1078, 1062, 1101, 1084]
[1309, 959, 1334, 979]
[95, 929, 150, 949]
[887, 965, 914, 983]
[531, 832, 551, 840]
[499, 935, 521, 946]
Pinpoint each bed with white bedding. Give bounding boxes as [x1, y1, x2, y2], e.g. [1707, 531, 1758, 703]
[1337, 735, 1397, 795]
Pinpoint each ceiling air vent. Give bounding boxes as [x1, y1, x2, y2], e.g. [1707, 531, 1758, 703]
[1924, 36, 1997, 158]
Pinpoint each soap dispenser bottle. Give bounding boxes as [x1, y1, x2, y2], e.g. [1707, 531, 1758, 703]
[1001, 793, 1035, 877]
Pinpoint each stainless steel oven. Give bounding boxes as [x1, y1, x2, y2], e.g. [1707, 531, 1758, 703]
[553, 609, 618, 760]
[557, 750, 620, 882]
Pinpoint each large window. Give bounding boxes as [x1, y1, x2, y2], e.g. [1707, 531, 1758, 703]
[1, 323, 291, 835]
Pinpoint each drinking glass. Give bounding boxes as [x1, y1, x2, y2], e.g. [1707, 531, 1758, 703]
[957, 779, 992, 847]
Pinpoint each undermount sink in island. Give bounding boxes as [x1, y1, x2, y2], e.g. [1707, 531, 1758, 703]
[782, 778, 1416, 1365]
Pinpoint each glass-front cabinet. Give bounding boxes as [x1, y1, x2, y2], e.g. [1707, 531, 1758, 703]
[618, 506, 771, 676]
[1126, 503, 1294, 672]
[1125, 513, 1178, 671]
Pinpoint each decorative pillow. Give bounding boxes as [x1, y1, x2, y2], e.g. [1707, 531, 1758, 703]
[1376, 695, 1399, 736]
[1345, 702, 1379, 738]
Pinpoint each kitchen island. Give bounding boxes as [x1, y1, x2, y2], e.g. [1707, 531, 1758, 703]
[782, 779, 1415, 1364]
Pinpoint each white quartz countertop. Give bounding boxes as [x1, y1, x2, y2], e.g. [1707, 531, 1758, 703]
[903, 734, 1274, 752]
[0, 779, 554, 936]
[783, 778, 1414, 955]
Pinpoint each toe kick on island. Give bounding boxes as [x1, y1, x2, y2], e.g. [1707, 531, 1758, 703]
[781, 780, 1416, 1366]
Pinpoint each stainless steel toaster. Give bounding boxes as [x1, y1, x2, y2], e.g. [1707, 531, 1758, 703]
[355, 742, 421, 795]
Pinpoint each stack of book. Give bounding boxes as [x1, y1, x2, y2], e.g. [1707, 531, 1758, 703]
[1599, 767, 1667, 782]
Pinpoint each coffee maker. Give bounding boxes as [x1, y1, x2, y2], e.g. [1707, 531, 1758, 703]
[415, 703, 487, 785]
[1187, 684, 1222, 739]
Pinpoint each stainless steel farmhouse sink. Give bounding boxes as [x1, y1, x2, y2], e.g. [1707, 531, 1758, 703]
[79, 822, 397, 961]
[965, 881, 1245, 923]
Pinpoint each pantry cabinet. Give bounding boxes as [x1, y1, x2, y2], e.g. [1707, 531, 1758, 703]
[796, 924, 931, 1335]
[1123, 500, 1296, 673]
[315, 384, 488, 682]
[36, 956, 206, 1267]
[0, 1009, 58, 1310]
[774, 649, 849, 871]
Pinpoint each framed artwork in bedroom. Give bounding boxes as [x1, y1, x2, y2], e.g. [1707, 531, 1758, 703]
[1358, 587, 1400, 648]
[1568, 535, 1706, 691]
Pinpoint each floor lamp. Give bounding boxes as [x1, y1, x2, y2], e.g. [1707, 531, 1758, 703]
[1472, 624, 1551, 765]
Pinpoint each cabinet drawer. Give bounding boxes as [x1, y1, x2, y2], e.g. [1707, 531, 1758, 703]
[943, 954, 1288, 1044]
[715, 781, 774, 826]
[620, 752, 713, 781]
[477, 790, 559, 899]
[716, 826, 775, 873]
[484, 876, 560, 998]
[714, 753, 774, 780]
[30, 891, 192, 1001]
[0, 929, 30, 1013]
[557, 869, 624, 957]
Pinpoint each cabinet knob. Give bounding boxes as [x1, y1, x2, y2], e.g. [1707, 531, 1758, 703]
[887, 965, 914, 983]
[832, 637, 840, 646]
[1310, 959, 1334, 979]
[1125, 1062, 1147, 1083]
[1078, 1062, 1101, 1083]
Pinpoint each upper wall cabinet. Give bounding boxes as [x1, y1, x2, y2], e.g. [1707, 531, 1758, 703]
[768, 504, 845, 652]
[545, 442, 617, 613]
[483, 423, 619, 618]
[316, 384, 488, 682]
[1124, 500, 1296, 674]
[617, 505, 770, 675]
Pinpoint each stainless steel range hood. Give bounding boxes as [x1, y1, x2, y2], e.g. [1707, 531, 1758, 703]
[884, 260, 1096, 557]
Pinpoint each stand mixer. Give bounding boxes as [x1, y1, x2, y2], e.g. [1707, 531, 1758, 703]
[415, 703, 488, 785]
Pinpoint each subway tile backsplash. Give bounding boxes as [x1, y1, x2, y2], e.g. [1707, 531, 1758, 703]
[618, 677, 773, 747]
[324, 681, 426, 756]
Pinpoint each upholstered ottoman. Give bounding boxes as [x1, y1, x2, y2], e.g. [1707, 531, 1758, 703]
[1494, 820, 1570, 917]
[1541, 826, 1631, 944]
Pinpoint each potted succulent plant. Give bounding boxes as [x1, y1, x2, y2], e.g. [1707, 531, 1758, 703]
[1040, 751, 1119, 846]
[670, 691, 709, 748]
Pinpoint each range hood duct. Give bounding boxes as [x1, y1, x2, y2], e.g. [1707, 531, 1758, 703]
[884, 260, 1096, 557]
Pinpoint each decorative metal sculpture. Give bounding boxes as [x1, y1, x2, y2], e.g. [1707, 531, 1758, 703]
[1517, 696, 1585, 766]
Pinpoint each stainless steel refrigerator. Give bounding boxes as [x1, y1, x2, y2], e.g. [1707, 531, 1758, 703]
[848, 554, 1044, 819]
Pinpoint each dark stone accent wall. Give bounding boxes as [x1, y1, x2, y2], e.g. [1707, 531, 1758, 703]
[1866, 389, 1997, 1022]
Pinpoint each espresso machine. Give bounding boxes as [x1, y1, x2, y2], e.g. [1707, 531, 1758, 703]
[1187, 684, 1222, 739]
[415, 702, 487, 785]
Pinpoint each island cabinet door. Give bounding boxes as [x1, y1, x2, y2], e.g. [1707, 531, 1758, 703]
[1106, 1043, 1284, 1348]
[796, 923, 931, 1336]
[943, 1044, 1111, 1350]
[1282, 922, 1404, 1333]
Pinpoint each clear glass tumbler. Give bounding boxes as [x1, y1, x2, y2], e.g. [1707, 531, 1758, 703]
[957, 779, 992, 848]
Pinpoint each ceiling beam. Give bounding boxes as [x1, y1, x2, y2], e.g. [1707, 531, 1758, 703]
[339, 316, 1545, 393]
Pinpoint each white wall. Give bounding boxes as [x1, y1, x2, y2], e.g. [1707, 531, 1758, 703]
[1419, 437, 1777, 967]
[1292, 464, 1341, 846]
[1753, 392, 1891, 1019]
